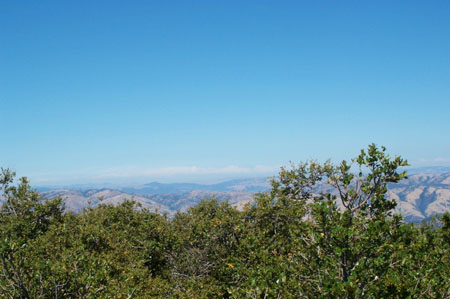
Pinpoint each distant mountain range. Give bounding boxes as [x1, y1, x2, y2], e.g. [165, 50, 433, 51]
[38, 178, 270, 215]
[1, 167, 447, 222]
[32, 172, 449, 223]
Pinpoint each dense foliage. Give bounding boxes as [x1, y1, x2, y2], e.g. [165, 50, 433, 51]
[1, 144, 449, 298]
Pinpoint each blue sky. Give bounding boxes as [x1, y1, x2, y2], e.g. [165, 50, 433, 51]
[1, 1, 449, 185]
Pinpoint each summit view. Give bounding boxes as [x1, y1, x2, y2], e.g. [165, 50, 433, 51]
[1, 1, 449, 297]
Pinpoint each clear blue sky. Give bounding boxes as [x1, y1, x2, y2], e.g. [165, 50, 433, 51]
[1, 1, 449, 185]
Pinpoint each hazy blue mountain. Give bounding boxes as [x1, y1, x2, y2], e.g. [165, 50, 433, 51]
[119, 178, 271, 194]
[406, 166, 450, 175]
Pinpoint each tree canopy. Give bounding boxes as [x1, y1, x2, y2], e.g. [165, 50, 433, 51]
[0, 144, 449, 298]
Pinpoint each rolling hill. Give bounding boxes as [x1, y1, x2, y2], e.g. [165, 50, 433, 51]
[31, 173, 450, 222]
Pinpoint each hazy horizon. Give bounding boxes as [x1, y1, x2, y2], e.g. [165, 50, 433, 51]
[22, 165, 450, 189]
